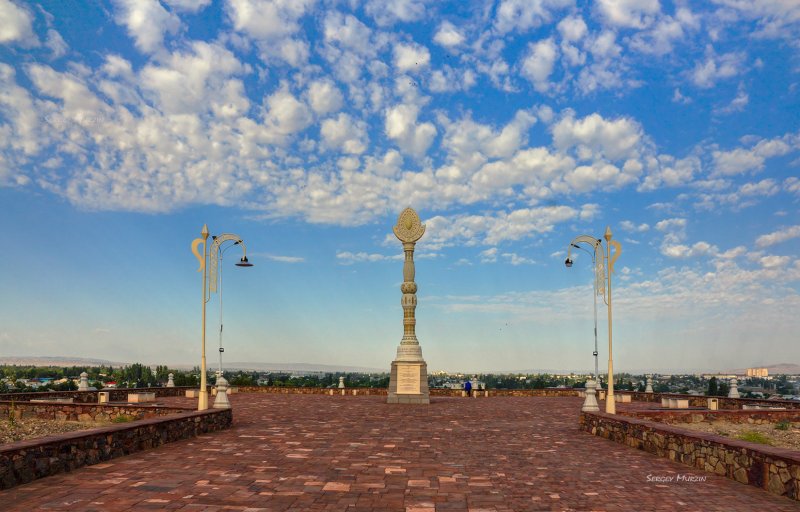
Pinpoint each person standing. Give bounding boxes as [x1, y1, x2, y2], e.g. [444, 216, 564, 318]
[464, 379, 472, 397]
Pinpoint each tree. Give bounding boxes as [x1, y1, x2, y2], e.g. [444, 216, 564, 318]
[707, 377, 718, 396]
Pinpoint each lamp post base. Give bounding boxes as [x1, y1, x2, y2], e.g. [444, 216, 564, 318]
[198, 390, 209, 411]
[605, 394, 615, 415]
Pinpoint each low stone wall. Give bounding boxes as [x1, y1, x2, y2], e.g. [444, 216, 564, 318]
[617, 390, 800, 410]
[0, 386, 195, 404]
[0, 408, 232, 490]
[0, 401, 189, 422]
[625, 409, 800, 425]
[580, 411, 800, 501]
[236, 386, 581, 397]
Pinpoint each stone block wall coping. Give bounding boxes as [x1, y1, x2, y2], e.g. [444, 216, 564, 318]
[0, 408, 222, 454]
[624, 408, 800, 424]
[588, 410, 800, 463]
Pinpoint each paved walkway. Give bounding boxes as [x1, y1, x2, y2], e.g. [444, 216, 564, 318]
[2, 394, 796, 511]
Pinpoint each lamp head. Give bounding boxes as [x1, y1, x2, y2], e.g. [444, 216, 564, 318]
[235, 256, 253, 267]
[564, 257, 573, 268]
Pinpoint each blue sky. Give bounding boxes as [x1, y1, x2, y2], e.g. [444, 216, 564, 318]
[0, 0, 798, 373]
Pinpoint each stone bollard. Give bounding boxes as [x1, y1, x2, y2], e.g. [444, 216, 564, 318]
[728, 377, 740, 398]
[645, 376, 653, 393]
[338, 376, 345, 389]
[213, 376, 231, 409]
[78, 372, 90, 391]
[582, 380, 600, 412]
[166, 373, 175, 387]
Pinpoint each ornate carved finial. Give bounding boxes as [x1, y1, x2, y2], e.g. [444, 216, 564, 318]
[393, 207, 425, 244]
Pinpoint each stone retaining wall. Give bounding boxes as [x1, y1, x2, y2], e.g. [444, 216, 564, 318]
[0, 408, 231, 490]
[236, 386, 581, 397]
[617, 390, 800, 410]
[0, 401, 189, 422]
[625, 409, 800, 425]
[580, 411, 800, 501]
[0, 386, 195, 403]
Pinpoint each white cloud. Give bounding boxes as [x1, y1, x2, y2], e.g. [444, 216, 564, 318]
[257, 253, 305, 263]
[712, 133, 796, 176]
[393, 42, 430, 73]
[226, 0, 314, 40]
[140, 41, 247, 116]
[494, 0, 573, 34]
[306, 79, 343, 115]
[336, 251, 401, 264]
[479, 247, 498, 263]
[365, 0, 426, 26]
[619, 220, 649, 232]
[756, 225, 800, 248]
[521, 39, 558, 93]
[661, 240, 718, 259]
[264, 86, 313, 136]
[557, 15, 588, 41]
[425, 205, 584, 248]
[551, 112, 645, 162]
[655, 217, 687, 232]
[45, 29, 68, 59]
[628, 8, 700, 56]
[113, 0, 180, 54]
[0, 0, 37, 46]
[385, 103, 437, 158]
[433, 21, 465, 47]
[711, 0, 800, 40]
[320, 113, 368, 154]
[691, 46, 745, 88]
[503, 252, 536, 265]
[714, 84, 749, 114]
[596, 0, 661, 29]
[760, 255, 791, 269]
[164, 0, 212, 12]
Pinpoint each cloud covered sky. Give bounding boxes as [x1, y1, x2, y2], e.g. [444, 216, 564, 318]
[0, 0, 798, 373]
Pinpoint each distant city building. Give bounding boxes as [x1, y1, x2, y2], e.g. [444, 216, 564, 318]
[746, 367, 769, 377]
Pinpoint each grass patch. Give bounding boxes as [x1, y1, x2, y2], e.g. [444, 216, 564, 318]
[112, 415, 134, 423]
[775, 420, 791, 431]
[738, 431, 772, 445]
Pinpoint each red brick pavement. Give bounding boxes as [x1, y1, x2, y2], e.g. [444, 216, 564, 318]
[2, 394, 796, 511]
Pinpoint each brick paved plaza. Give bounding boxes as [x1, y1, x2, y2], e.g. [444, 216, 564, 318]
[2, 394, 795, 511]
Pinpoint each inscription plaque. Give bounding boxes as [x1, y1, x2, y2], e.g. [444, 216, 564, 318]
[397, 364, 421, 394]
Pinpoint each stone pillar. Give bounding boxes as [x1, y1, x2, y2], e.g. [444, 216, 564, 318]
[338, 376, 345, 389]
[387, 208, 430, 405]
[728, 377, 740, 398]
[582, 380, 600, 412]
[166, 373, 175, 387]
[213, 376, 231, 409]
[78, 372, 89, 391]
[645, 376, 653, 393]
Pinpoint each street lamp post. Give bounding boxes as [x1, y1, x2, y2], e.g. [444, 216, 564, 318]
[568, 242, 600, 383]
[191, 226, 253, 411]
[565, 226, 621, 414]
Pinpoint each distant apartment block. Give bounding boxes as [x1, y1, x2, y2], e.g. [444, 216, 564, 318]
[746, 368, 769, 377]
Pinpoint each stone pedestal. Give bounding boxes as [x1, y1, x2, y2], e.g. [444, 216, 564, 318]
[728, 377, 740, 398]
[338, 376, 345, 389]
[645, 376, 653, 393]
[166, 373, 175, 387]
[213, 376, 231, 409]
[388, 361, 429, 404]
[387, 208, 430, 405]
[78, 372, 89, 391]
[582, 380, 599, 412]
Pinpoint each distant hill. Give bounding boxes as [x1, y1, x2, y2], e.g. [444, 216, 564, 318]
[0, 356, 127, 367]
[218, 362, 387, 374]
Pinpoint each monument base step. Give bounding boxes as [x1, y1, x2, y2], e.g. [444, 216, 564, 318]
[387, 393, 430, 404]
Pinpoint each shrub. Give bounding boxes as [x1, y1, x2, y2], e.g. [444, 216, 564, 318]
[738, 431, 772, 445]
[775, 420, 790, 431]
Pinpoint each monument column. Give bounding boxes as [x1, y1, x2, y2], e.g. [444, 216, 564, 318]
[387, 207, 430, 404]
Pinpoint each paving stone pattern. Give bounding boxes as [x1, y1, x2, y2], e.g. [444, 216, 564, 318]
[1, 394, 796, 511]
